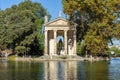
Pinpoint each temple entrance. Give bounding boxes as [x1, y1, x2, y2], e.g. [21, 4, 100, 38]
[57, 36, 64, 55]
[57, 30, 64, 55]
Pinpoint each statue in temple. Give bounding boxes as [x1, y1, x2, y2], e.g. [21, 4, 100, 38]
[58, 39, 62, 55]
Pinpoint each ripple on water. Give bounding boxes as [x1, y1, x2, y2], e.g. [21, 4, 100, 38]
[109, 58, 120, 80]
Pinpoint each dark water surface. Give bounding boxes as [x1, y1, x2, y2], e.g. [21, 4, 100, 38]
[0, 58, 120, 80]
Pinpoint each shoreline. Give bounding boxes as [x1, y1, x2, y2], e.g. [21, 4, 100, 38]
[6, 55, 110, 62]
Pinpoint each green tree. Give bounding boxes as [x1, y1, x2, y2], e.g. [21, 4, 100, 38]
[63, 0, 120, 55]
[0, 0, 50, 56]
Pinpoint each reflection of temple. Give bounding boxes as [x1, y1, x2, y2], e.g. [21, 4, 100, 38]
[44, 16, 77, 56]
[44, 61, 77, 80]
[44, 61, 57, 80]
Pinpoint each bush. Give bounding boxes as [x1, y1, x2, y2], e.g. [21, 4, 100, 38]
[109, 46, 120, 57]
[77, 41, 86, 56]
[9, 55, 16, 61]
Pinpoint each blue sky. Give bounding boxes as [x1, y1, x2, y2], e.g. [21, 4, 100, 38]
[0, 0, 65, 20]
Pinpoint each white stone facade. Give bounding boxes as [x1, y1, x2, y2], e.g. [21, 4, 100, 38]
[44, 17, 77, 56]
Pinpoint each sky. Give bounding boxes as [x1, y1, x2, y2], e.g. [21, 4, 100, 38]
[0, 0, 65, 20]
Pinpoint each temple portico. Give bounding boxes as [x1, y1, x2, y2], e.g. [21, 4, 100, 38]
[44, 17, 77, 56]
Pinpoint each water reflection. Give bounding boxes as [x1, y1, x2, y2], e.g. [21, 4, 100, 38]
[109, 58, 120, 80]
[0, 61, 45, 80]
[44, 61, 77, 80]
[0, 59, 120, 80]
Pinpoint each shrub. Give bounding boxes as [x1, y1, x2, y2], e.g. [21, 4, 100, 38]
[77, 41, 86, 56]
[109, 46, 120, 57]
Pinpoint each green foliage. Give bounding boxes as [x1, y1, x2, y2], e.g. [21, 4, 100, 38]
[15, 46, 30, 55]
[0, 0, 50, 55]
[109, 46, 120, 56]
[77, 41, 85, 56]
[84, 26, 108, 55]
[63, 0, 120, 55]
[9, 55, 16, 61]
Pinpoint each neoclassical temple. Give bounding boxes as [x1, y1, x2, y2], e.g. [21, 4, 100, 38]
[44, 16, 77, 56]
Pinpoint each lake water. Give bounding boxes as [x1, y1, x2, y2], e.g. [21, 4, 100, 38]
[0, 58, 120, 80]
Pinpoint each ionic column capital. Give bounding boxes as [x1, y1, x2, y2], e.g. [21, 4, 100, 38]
[64, 30, 68, 32]
[54, 30, 57, 32]
[45, 30, 48, 32]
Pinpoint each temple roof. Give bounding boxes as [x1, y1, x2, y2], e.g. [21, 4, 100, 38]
[44, 17, 77, 27]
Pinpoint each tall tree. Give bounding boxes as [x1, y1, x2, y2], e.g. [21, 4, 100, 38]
[0, 0, 50, 55]
[63, 0, 120, 55]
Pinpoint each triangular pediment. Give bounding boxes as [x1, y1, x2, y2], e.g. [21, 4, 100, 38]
[44, 17, 69, 26]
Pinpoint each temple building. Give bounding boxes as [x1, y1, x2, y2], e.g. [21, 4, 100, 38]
[44, 16, 77, 56]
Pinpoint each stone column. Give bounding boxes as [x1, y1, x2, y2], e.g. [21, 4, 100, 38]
[64, 30, 68, 55]
[54, 30, 57, 55]
[44, 30, 48, 55]
[74, 30, 76, 55]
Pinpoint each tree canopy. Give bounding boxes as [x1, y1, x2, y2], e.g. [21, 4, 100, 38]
[63, 0, 120, 55]
[0, 0, 50, 55]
